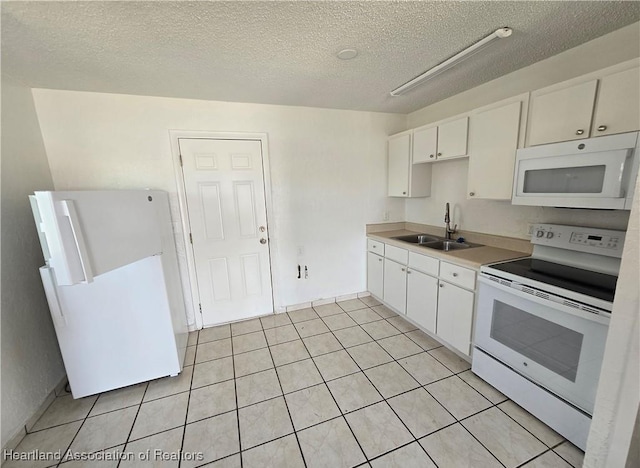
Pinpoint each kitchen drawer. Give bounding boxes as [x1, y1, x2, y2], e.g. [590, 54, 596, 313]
[408, 251, 439, 277]
[439, 261, 476, 290]
[367, 239, 385, 255]
[385, 244, 409, 264]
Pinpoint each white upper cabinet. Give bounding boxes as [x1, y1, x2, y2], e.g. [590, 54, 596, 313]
[437, 117, 469, 160]
[593, 66, 640, 137]
[527, 79, 598, 146]
[526, 60, 640, 146]
[387, 132, 432, 198]
[412, 116, 469, 163]
[467, 95, 527, 200]
[412, 126, 438, 163]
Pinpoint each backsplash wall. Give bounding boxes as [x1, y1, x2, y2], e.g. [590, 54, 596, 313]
[405, 158, 631, 239]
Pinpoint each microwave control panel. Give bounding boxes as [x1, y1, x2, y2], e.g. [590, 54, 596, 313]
[532, 224, 625, 258]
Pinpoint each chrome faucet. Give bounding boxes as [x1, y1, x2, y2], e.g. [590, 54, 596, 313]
[444, 203, 457, 240]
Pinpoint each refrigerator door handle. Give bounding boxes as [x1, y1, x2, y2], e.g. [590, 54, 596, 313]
[60, 200, 94, 283]
[40, 267, 67, 325]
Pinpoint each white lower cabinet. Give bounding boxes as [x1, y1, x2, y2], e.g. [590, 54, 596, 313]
[436, 280, 475, 356]
[406, 268, 438, 334]
[367, 252, 384, 299]
[367, 238, 476, 357]
[383, 259, 407, 314]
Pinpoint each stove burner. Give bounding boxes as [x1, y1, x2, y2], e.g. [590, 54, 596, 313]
[487, 258, 617, 303]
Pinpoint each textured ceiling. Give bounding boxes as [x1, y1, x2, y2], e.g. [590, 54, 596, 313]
[2, 1, 639, 114]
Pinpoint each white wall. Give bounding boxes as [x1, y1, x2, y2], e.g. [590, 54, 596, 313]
[585, 181, 639, 467]
[404, 22, 640, 238]
[31, 90, 406, 323]
[1, 79, 66, 447]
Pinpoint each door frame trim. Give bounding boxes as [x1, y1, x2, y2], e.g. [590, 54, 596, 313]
[169, 130, 279, 330]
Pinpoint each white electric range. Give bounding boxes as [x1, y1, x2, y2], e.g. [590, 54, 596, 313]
[472, 223, 625, 450]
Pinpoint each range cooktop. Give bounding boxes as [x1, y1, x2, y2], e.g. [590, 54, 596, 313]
[486, 257, 617, 303]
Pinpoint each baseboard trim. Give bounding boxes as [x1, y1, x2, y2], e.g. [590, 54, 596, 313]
[285, 291, 369, 312]
[3, 374, 68, 453]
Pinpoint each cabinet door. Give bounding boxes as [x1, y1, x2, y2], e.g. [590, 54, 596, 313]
[367, 252, 384, 299]
[527, 80, 597, 146]
[406, 269, 438, 334]
[413, 126, 438, 163]
[593, 66, 640, 137]
[436, 281, 474, 356]
[388, 134, 410, 197]
[383, 259, 407, 314]
[468, 101, 522, 200]
[437, 117, 468, 160]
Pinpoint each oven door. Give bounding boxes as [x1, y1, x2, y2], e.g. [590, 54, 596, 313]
[474, 276, 610, 415]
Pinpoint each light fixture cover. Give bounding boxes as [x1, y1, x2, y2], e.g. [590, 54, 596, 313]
[390, 27, 512, 96]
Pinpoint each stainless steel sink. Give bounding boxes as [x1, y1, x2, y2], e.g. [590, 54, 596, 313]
[420, 240, 479, 251]
[392, 234, 482, 251]
[391, 234, 440, 244]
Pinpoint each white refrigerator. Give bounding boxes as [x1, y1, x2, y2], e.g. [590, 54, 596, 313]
[30, 190, 189, 398]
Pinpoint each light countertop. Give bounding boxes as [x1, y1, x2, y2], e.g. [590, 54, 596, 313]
[367, 229, 530, 270]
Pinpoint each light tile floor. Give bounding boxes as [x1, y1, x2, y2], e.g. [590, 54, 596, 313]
[4, 298, 586, 468]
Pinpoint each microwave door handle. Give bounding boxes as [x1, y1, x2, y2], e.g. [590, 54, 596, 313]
[60, 200, 94, 283]
[39, 267, 67, 325]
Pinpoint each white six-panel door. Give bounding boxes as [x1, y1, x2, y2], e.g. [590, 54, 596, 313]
[178, 138, 273, 326]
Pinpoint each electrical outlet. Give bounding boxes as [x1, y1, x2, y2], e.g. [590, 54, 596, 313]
[383, 211, 390, 221]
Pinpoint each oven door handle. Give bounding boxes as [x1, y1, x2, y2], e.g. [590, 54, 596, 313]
[478, 276, 610, 325]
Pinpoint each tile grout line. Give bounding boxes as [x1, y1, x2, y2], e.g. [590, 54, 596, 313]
[53, 393, 102, 468]
[116, 382, 151, 468]
[177, 330, 200, 468]
[37, 312, 574, 468]
[229, 325, 243, 468]
[292, 309, 370, 466]
[318, 307, 437, 465]
[318, 304, 510, 467]
[261, 321, 309, 468]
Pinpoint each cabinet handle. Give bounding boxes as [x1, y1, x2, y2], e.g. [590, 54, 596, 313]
[439, 283, 444, 288]
[597, 125, 607, 132]
[429, 154, 434, 159]
[402, 191, 407, 195]
[401, 268, 406, 272]
[407, 270, 412, 274]
[437, 152, 442, 157]
[575, 129, 584, 135]
[452, 273, 458, 277]
[378, 258, 382, 262]
[469, 192, 475, 197]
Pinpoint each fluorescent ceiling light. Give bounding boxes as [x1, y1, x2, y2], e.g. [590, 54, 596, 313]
[390, 27, 513, 96]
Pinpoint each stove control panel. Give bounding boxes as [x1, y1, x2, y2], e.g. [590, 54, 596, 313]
[531, 224, 625, 258]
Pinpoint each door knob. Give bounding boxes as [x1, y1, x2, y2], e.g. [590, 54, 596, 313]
[259, 226, 266, 232]
[437, 152, 442, 157]
[575, 129, 584, 135]
[429, 154, 434, 159]
[597, 125, 607, 132]
[260, 238, 267, 244]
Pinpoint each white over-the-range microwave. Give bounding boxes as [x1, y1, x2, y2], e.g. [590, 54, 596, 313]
[512, 131, 639, 210]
